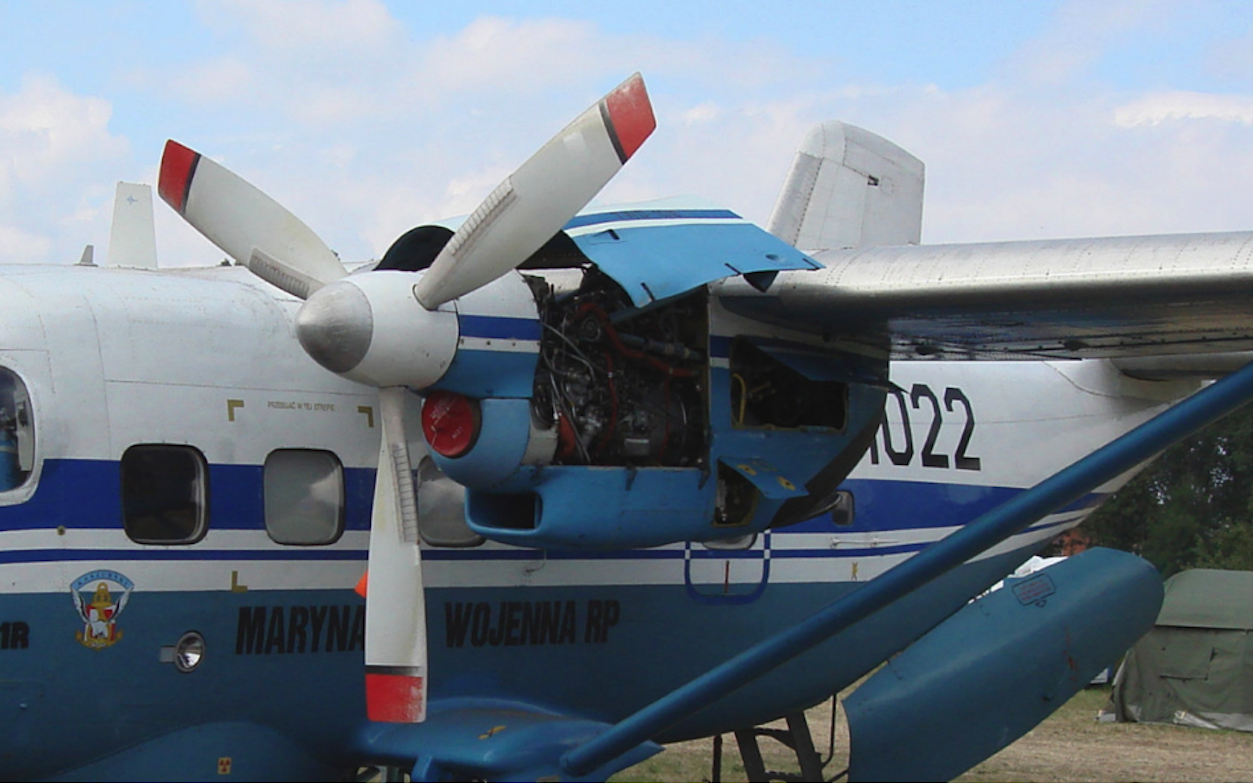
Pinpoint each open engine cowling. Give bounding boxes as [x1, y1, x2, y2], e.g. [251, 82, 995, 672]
[418, 263, 888, 549]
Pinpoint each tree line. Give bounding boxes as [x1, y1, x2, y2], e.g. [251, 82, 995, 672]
[1080, 403, 1253, 576]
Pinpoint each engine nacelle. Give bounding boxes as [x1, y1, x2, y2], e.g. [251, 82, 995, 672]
[423, 267, 888, 549]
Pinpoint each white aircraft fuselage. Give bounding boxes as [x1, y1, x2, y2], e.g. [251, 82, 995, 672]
[0, 262, 1185, 780]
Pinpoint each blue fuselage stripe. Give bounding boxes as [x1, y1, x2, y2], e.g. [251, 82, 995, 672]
[458, 314, 541, 341]
[0, 548, 367, 564]
[0, 458, 375, 533]
[0, 460, 1102, 549]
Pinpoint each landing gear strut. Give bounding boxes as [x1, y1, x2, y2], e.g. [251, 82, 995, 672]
[711, 696, 848, 782]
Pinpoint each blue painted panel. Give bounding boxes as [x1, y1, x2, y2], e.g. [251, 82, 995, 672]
[352, 700, 660, 782]
[707, 363, 885, 532]
[720, 458, 806, 499]
[845, 548, 1163, 782]
[0, 540, 1052, 780]
[683, 532, 772, 605]
[434, 349, 538, 399]
[457, 314, 542, 342]
[571, 222, 819, 306]
[0, 588, 366, 781]
[465, 466, 716, 548]
[421, 546, 1041, 747]
[47, 721, 345, 782]
[427, 397, 533, 488]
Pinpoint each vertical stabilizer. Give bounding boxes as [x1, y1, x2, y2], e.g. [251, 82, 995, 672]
[108, 182, 158, 269]
[768, 121, 924, 251]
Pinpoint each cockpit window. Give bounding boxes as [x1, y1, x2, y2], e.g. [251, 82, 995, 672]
[0, 368, 34, 493]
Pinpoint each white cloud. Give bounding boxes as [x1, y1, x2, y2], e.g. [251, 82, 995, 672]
[1210, 26, 1253, 84]
[0, 73, 128, 187]
[0, 225, 52, 263]
[1007, 0, 1176, 85]
[19, 4, 1247, 270]
[682, 101, 721, 126]
[200, 0, 401, 56]
[171, 57, 252, 105]
[118, 0, 411, 129]
[420, 17, 607, 96]
[126, 10, 831, 261]
[0, 73, 128, 263]
[884, 84, 1253, 242]
[1114, 92, 1253, 127]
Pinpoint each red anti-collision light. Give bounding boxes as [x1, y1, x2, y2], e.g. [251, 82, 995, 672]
[421, 391, 481, 458]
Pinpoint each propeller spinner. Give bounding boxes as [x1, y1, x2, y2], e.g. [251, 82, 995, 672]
[158, 72, 655, 723]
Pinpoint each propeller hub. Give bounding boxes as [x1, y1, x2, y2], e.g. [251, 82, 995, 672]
[296, 280, 374, 374]
[295, 272, 459, 389]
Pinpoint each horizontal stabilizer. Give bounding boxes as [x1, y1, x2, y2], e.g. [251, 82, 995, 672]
[844, 548, 1163, 782]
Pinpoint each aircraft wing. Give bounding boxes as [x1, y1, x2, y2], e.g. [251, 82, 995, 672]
[712, 230, 1253, 360]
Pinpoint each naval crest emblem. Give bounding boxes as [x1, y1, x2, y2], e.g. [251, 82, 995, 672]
[70, 570, 134, 649]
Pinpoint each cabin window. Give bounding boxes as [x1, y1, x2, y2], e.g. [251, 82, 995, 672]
[416, 457, 482, 547]
[121, 445, 208, 544]
[0, 368, 34, 493]
[264, 449, 345, 545]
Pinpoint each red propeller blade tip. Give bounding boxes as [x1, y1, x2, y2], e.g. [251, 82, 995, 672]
[354, 569, 369, 599]
[603, 73, 655, 163]
[366, 669, 426, 723]
[158, 140, 200, 215]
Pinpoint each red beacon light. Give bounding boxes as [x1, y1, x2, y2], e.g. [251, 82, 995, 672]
[421, 391, 481, 458]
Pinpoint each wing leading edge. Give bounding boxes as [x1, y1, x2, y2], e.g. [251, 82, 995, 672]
[714, 230, 1253, 360]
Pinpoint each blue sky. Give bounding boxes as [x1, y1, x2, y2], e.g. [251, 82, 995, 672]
[1, 0, 1250, 267]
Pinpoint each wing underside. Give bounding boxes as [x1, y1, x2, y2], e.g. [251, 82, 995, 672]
[714, 231, 1253, 360]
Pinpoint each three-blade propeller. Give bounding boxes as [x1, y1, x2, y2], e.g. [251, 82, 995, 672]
[158, 73, 654, 722]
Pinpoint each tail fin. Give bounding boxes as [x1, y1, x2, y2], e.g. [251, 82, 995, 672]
[107, 182, 158, 269]
[767, 121, 924, 251]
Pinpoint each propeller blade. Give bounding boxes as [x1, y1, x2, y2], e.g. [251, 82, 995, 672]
[413, 72, 655, 309]
[363, 387, 427, 723]
[158, 140, 347, 299]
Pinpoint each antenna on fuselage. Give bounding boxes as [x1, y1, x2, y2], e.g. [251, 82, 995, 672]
[107, 182, 158, 269]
